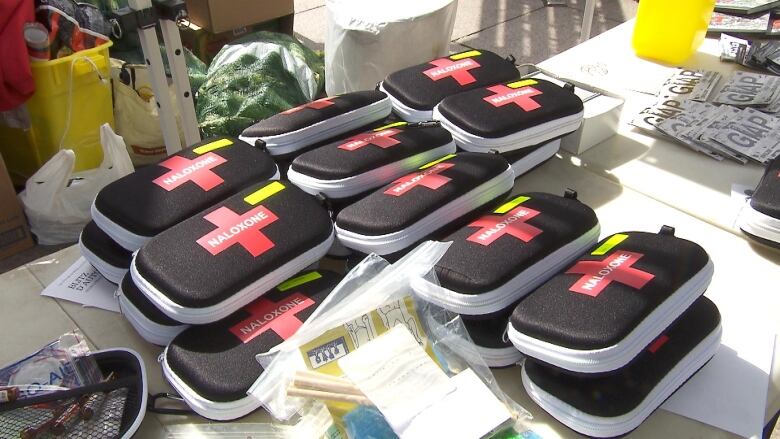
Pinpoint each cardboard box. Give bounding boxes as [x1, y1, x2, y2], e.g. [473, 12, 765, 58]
[179, 15, 294, 63]
[186, 0, 294, 34]
[0, 155, 34, 260]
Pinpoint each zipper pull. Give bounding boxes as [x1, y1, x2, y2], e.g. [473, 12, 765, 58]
[407, 120, 441, 128]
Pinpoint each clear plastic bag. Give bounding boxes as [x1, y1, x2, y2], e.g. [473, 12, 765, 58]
[248, 241, 532, 438]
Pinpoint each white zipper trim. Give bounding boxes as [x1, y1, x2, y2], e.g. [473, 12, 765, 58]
[378, 81, 434, 123]
[161, 348, 262, 420]
[412, 224, 600, 315]
[433, 104, 583, 153]
[239, 98, 393, 156]
[738, 203, 780, 244]
[473, 344, 525, 368]
[117, 285, 188, 346]
[130, 230, 334, 324]
[522, 323, 722, 438]
[508, 258, 714, 374]
[509, 138, 560, 177]
[79, 234, 128, 284]
[91, 201, 152, 251]
[89, 166, 280, 253]
[287, 141, 457, 199]
[335, 165, 515, 255]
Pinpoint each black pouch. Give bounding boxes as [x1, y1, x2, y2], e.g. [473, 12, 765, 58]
[522, 296, 722, 438]
[239, 91, 393, 157]
[379, 49, 520, 122]
[0, 348, 148, 439]
[79, 221, 132, 284]
[116, 274, 188, 346]
[462, 304, 524, 368]
[161, 270, 342, 420]
[738, 154, 780, 247]
[92, 137, 278, 251]
[508, 226, 714, 374]
[287, 121, 456, 199]
[413, 191, 599, 317]
[433, 78, 584, 153]
[335, 152, 515, 255]
[130, 181, 334, 324]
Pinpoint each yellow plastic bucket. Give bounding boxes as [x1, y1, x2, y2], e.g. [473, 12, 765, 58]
[0, 41, 114, 185]
[632, 0, 715, 64]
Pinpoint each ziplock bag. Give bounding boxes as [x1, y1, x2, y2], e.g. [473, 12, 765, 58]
[239, 90, 393, 157]
[433, 78, 584, 153]
[246, 241, 533, 438]
[130, 181, 334, 324]
[161, 270, 343, 420]
[116, 274, 189, 346]
[523, 296, 721, 438]
[738, 153, 780, 247]
[508, 226, 714, 374]
[92, 136, 278, 251]
[79, 221, 132, 284]
[287, 121, 456, 199]
[19, 124, 134, 245]
[334, 152, 515, 255]
[413, 191, 599, 317]
[0, 347, 148, 439]
[378, 49, 520, 122]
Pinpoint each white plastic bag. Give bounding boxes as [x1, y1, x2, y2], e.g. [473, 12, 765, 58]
[325, 0, 457, 95]
[19, 124, 134, 245]
[112, 62, 185, 166]
[248, 241, 532, 438]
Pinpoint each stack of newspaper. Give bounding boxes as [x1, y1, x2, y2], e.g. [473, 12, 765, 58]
[632, 69, 780, 164]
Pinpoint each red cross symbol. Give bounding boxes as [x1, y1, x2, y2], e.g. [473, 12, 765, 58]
[338, 128, 402, 151]
[466, 206, 542, 246]
[483, 85, 543, 111]
[229, 293, 315, 343]
[566, 251, 655, 297]
[196, 205, 279, 257]
[281, 97, 335, 115]
[384, 163, 454, 197]
[422, 58, 481, 86]
[152, 152, 227, 192]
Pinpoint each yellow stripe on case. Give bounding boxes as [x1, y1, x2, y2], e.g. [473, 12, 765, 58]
[591, 234, 629, 256]
[507, 79, 538, 89]
[419, 154, 456, 170]
[450, 50, 482, 60]
[193, 138, 233, 154]
[245, 181, 285, 205]
[278, 271, 322, 291]
[494, 196, 530, 214]
[374, 121, 407, 131]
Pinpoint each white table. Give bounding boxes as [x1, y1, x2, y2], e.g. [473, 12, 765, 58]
[1, 21, 778, 438]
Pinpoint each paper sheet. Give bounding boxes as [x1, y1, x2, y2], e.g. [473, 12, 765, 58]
[662, 326, 776, 438]
[338, 325, 454, 433]
[40, 257, 120, 312]
[400, 369, 512, 439]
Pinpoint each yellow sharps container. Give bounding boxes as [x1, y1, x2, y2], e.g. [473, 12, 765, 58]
[632, 0, 716, 64]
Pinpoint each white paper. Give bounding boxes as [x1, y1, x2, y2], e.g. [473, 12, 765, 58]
[400, 369, 512, 439]
[40, 257, 120, 312]
[338, 325, 455, 433]
[662, 326, 776, 439]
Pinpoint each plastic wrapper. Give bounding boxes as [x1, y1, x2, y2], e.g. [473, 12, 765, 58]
[248, 241, 532, 438]
[325, 0, 457, 95]
[0, 331, 101, 400]
[196, 32, 325, 138]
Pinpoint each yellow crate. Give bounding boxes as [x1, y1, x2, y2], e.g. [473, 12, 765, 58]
[0, 42, 114, 185]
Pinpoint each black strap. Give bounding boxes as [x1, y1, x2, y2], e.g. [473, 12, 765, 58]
[147, 392, 193, 415]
